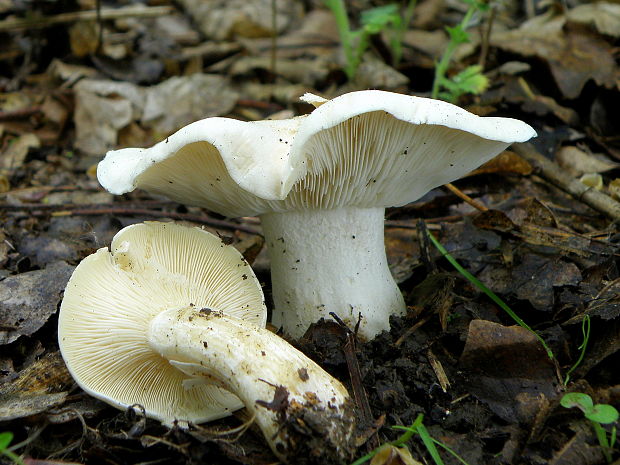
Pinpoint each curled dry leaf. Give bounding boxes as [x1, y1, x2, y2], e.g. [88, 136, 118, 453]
[469, 150, 533, 176]
[491, 13, 617, 98]
[370, 444, 422, 465]
[556, 146, 619, 176]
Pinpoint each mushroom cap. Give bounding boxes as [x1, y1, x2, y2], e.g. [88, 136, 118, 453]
[97, 117, 302, 217]
[97, 90, 536, 215]
[58, 221, 266, 425]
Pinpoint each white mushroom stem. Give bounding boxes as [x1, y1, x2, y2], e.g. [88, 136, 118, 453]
[148, 306, 355, 463]
[261, 207, 405, 340]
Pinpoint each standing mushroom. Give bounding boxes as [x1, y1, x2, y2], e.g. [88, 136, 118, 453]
[58, 222, 354, 464]
[97, 90, 536, 339]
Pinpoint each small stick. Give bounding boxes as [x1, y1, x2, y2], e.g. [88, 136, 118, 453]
[0, 5, 173, 31]
[426, 349, 450, 393]
[0, 106, 41, 120]
[0, 200, 173, 210]
[13, 207, 260, 235]
[513, 143, 620, 221]
[329, 312, 375, 442]
[270, 0, 277, 79]
[477, 4, 496, 69]
[384, 220, 442, 230]
[417, 218, 436, 273]
[444, 183, 488, 211]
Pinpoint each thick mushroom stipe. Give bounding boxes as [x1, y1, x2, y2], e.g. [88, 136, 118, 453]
[263, 207, 404, 337]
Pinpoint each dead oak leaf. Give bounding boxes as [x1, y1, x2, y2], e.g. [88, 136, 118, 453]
[491, 13, 617, 99]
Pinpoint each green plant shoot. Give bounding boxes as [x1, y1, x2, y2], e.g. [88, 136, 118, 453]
[350, 414, 470, 465]
[561, 393, 618, 462]
[323, 0, 415, 79]
[426, 228, 554, 359]
[431, 0, 489, 102]
[0, 432, 25, 465]
[563, 314, 590, 385]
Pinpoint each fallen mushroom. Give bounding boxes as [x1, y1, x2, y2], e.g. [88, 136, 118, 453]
[58, 222, 354, 464]
[97, 90, 536, 339]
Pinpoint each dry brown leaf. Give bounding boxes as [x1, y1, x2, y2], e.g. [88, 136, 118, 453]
[0, 352, 73, 421]
[142, 74, 238, 134]
[41, 95, 69, 127]
[370, 444, 422, 465]
[68, 21, 98, 57]
[556, 146, 620, 176]
[470, 150, 533, 176]
[0, 261, 74, 344]
[240, 9, 339, 60]
[178, 0, 304, 40]
[0, 133, 40, 171]
[74, 81, 140, 154]
[229, 56, 330, 86]
[491, 12, 617, 98]
[459, 320, 557, 423]
[353, 54, 409, 90]
[566, 2, 620, 37]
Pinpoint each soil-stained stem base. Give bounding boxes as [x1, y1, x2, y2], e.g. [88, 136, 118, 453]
[148, 306, 355, 464]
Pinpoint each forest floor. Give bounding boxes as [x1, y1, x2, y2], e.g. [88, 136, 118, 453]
[1, 1, 620, 464]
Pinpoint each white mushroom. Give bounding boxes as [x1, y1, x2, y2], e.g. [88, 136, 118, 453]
[58, 222, 354, 463]
[97, 90, 536, 340]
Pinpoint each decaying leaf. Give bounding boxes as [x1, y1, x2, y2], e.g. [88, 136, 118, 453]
[0, 133, 40, 171]
[491, 12, 618, 98]
[565, 2, 620, 38]
[177, 0, 304, 40]
[556, 146, 619, 176]
[0, 352, 73, 421]
[0, 261, 74, 344]
[73, 79, 144, 155]
[477, 252, 581, 310]
[141, 74, 238, 134]
[370, 444, 422, 465]
[470, 150, 533, 176]
[240, 9, 339, 60]
[74, 74, 238, 154]
[459, 320, 557, 424]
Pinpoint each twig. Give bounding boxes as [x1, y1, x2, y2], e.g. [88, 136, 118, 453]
[329, 312, 376, 446]
[0, 200, 173, 210]
[513, 143, 620, 221]
[477, 4, 496, 69]
[395, 314, 432, 347]
[0, 5, 173, 32]
[10, 207, 260, 235]
[236, 99, 283, 112]
[0, 106, 41, 120]
[443, 183, 488, 211]
[417, 218, 437, 273]
[95, 0, 103, 54]
[385, 220, 443, 229]
[270, 0, 277, 79]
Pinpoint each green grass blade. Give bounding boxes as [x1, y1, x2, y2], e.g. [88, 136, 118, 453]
[414, 422, 445, 465]
[0, 432, 13, 450]
[564, 315, 590, 385]
[426, 229, 554, 359]
[430, 438, 471, 465]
